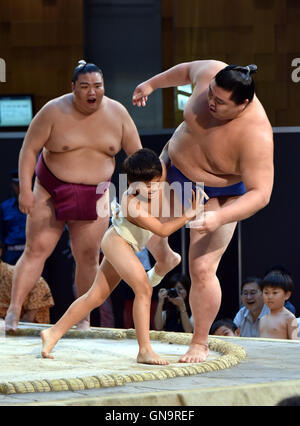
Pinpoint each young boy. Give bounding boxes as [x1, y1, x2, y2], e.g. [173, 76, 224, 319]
[41, 148, 205, 364]
[209, 318, 240, 337]
[259, 268, 299, 340]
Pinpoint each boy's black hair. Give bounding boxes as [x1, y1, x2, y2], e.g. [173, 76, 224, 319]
[261, 268, 294, 293]
[123, 148, 162, 183]
[210, 318, 238, 335]
[72, 60, 103, 83]
[214, 64, 257, 105]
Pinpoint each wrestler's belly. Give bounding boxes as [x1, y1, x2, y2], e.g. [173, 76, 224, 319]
[168, 133, 242, 187]
[43, 149, 115, 185]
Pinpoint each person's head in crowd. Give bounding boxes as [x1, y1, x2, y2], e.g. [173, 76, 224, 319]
[241, 276, 264, 319]
[263, 265, 296, 314]
[261, 267, 294, 312]
[210, 318, 240, 337]
[163, 273, 191, 314]
[276, 395, 300, 406]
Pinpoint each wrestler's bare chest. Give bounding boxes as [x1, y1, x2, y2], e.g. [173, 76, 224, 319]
[45, 107, 123, 156]
[169, 95, 242, 185]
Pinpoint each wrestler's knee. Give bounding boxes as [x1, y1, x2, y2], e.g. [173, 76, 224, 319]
[23, 241, 53, 261]
[189, 259, 217, 285]
[72, 246, 100, 266]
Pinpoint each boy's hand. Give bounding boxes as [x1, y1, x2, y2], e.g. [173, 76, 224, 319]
[184, 187, 207, 220]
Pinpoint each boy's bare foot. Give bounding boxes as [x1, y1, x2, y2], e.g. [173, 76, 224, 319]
[137, 349, 170, 365]
[179, 343, 209, 363]
[4, 311, 19, 332]
[41, 328, 57, 359]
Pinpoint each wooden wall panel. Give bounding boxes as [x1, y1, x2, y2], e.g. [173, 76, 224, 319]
[0, 0, 83, 113]
[162, 0, 300, 127]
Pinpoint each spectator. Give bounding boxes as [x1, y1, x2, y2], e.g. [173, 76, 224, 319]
[210, 318, 240, 336]
[0, 259, 54, 324]
[259, 269, 299, 340]
[277, 396, 300, 406]
[233, 276, 269, 337]
[264, 265, 296, 315]
[0, 170, 26, 265]
[154, 273, 193, 333]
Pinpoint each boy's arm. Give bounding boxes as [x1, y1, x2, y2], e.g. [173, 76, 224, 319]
[287, 317, 299, 340]
[128, 207, 192, 238]
[125, 189, 204, 237]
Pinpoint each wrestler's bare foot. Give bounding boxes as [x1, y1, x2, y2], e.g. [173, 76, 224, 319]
[4, 310, 19, 332]
[137, 348, 169, 365]
[179, 343, 209, 363]
[75, 318, 90, 331]
[155, 252, 181, 277]
[41, 328, 58, 359]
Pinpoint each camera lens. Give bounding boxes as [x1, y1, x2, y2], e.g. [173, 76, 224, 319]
[167, 288, 178, 298]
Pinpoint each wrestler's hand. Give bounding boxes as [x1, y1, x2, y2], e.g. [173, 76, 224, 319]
[19, 190, 35, 215]
[132, 81, 154, 107]
[191, 210, 223, 233]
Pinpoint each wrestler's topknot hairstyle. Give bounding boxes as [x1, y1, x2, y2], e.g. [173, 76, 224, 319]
[72, 60, 103, 83]
[261, 266, 294, 293]
[123, 148, 162, 183]
[214, 64, 257, 105]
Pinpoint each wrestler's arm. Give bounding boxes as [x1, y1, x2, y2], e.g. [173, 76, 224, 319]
[132, 60, 226, 106]
[120, 106, 142, 156]
[206, 131, 274, 231]
[18, 103, 54, 214]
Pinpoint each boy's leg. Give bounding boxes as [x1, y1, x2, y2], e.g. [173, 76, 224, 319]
[41, 257, 120, 358]
[101, 228, 169, 365]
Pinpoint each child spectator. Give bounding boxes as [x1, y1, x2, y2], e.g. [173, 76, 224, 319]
[259, 269, 299, 340]
[210, 318, 240, 336]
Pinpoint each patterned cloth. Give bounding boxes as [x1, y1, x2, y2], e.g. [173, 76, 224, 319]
[0, 260, 54, 323]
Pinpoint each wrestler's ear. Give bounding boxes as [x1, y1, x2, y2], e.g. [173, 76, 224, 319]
[241, 98, 249, 110]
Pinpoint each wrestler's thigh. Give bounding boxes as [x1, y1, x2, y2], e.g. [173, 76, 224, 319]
[68, 214, 109, 259]
[189, 197, 237, 270]
[25, 180, 64, 251]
